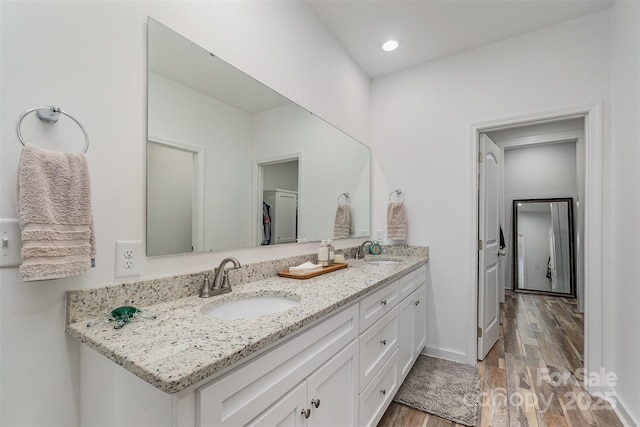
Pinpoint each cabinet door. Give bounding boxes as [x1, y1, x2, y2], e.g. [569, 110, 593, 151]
[412, 284, 427, 358]
[275, 192, 297, 244]
[397, 294, 415, 381]
[398, 283, 427, 381]
[306, 340, 358, 427]
[246, 381, 308, 427]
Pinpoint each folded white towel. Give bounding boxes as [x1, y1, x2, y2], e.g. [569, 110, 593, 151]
[289, 261, 322, 274]
[387, 202, 408, 240]
[333, 203, 352, 239]
[16, 144, 96, 281]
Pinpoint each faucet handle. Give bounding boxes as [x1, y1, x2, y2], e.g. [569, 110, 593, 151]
[221, 270, 231, 289]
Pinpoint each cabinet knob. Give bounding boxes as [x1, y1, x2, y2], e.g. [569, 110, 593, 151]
[380, 339, 387, 346]
[381, 300, 387, 306]
[380, 389, 386, 396]
[301, 408, 311, 419]
[414, 300, 420, 306]
[311, 398, 320, 408]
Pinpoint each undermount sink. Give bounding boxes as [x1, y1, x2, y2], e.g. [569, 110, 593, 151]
[365, 258, 403, 266]
[202, 295, 299, 320]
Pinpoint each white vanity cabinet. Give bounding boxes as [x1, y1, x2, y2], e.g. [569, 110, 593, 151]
[197, 305, 359, 426]
[357, 265, 427, 427]
[245, 340, 358, 427]
[78, 263, 428, 427]
[398, 283, 427, 381]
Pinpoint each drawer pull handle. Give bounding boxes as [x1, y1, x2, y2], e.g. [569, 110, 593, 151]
[311, 399, 320, 408]
[380, 389, 386, 396]
[380, 339, 387, 346]
[414, 300, 420, 306]
[381, 300, 387, 306]
[301, 408, 311, 419]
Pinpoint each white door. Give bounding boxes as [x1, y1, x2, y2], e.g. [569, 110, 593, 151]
[307, 341, 358, 427]
[246, 381, 308, 427]
[478, 134, 500, 360]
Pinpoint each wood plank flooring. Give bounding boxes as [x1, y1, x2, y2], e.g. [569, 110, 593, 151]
[377, 292, 623, 427]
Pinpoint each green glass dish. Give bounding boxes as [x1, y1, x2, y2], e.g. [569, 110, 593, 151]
[108, 306, 140, 329]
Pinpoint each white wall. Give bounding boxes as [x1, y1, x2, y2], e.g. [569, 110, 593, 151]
[253, 103, 371, 242]
[149, 72, 254, 251]
[610, 1, 640, 424]
[371, 11, 610, 364]
[0, 2, 370, 425]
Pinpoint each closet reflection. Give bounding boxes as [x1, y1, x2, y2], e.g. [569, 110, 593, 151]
[512, 198, 575, 296]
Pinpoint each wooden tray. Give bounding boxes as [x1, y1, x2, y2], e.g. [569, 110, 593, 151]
[278, 262, 348, 279]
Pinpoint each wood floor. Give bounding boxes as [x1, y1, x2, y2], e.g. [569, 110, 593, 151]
[377, 292, 623, 427]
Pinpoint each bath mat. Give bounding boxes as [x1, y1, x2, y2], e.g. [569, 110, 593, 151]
[393, 355, 479, 426]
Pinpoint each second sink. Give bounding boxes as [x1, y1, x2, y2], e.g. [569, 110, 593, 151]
[202, 295, 299, 320]
[365, 258, 403, 266]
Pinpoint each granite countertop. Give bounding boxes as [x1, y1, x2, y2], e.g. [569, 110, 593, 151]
[66, 253, 427, 394]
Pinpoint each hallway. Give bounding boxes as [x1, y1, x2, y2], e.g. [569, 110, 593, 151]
[378, 292, 623, 427]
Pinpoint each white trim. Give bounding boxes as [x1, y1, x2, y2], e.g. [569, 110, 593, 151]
[610, 394, 639, 427]
[468, 104, 603, 378]
[146, 136, 205, 253]
[423, 346, 468, 364]
[253, 152, 303, 246]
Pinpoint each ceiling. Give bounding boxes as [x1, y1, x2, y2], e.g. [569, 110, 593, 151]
[306, 0, 613, 78]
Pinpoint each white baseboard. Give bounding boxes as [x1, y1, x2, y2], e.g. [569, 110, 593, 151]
[610, 394, 638, 427]
[423, 346, 469, 364]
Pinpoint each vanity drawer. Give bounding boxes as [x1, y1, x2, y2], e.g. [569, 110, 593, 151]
[358, 349, 399, 427]
[398, 265, 426, 301]
[359, 280, 399, 332]
[359, 307, 398, 392]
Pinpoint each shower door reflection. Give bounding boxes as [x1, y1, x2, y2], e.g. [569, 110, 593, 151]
[512, 198, 575, 296]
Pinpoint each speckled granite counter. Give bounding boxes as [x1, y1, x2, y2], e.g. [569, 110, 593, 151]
[66, 246, 428, 394]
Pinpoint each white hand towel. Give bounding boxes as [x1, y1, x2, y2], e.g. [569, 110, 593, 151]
[333, 203, 352, 239]
[387, 202, 408, 240]
[16, 144, 96, 281]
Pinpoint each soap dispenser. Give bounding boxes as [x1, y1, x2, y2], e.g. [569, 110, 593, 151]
[326, 240, 335, 266]
[318, 240, 330, 267]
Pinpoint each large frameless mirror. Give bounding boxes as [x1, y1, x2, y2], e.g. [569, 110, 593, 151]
[146, 17, 371, 256]
[512, 198, 575, 296]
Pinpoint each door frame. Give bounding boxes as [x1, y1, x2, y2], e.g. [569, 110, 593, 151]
[469, 103, 603, 393]
[253, 152, 303, 246]
[147, 136, 205, 253]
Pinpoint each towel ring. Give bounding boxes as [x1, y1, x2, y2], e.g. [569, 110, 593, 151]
[16, 105, 90, 153]
[389, 189, 405, 203]
[337, 192, 351, 204]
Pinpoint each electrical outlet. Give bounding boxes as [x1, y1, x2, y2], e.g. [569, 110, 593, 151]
[376, 230, 384, 242]
[115, 240, 141, 278]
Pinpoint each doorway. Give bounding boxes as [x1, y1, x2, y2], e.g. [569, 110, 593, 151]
[471, 103, 603, 394]
[256, 155, 301, 246]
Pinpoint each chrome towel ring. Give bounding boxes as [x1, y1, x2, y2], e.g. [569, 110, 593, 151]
[16, 105, 90, 153]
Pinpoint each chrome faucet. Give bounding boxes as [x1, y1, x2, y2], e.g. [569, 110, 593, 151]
[200, 257, 241, 298]
[355, 240, 374, 259]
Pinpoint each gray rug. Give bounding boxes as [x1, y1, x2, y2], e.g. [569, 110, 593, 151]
[393, 355, 479, 426]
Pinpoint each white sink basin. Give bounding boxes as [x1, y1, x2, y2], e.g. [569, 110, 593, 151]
[365, 258, 403, 266]
[202, 295, 299, 320]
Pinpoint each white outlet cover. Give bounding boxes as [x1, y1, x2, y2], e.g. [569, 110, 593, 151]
[115, 240, 142, 278]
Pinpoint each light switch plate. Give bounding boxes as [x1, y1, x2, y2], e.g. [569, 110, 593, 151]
[0, 219, 22, 268]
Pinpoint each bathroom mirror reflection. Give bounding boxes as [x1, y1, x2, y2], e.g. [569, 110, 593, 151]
[146, 17, 371, 256]
[512, 198, 575, 296]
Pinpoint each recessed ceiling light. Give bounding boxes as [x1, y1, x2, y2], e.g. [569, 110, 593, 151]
[381, 39, 400, 52]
